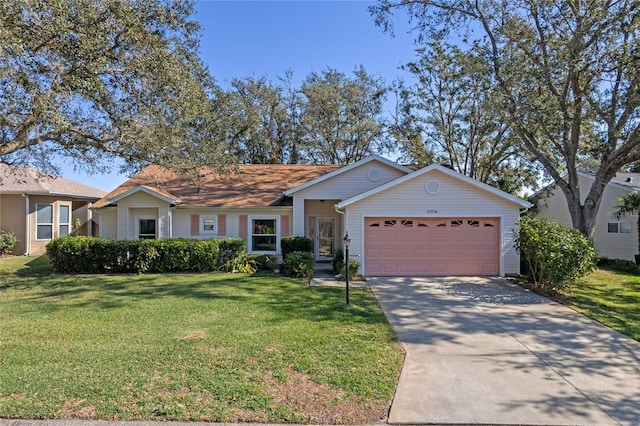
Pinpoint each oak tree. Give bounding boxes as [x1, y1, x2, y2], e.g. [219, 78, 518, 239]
[372, 0, 640, 237]
[0, 0, 229, 175]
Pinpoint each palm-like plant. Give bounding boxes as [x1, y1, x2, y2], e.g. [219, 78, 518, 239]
[614, 192, 640, 263]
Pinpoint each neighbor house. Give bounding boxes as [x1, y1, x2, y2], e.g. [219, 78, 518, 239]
[92, 155, 531, 276]
[536, 171, 640, 261]
[0, 164, 107, 255]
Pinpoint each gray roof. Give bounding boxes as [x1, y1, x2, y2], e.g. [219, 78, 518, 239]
[610, 172, 640, 190]
[0, 164, 106, 199]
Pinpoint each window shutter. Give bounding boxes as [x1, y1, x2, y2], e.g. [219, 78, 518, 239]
[239, 215, 248, 240]
[190, 215, 199, 236]
[280, 215, 290, 237]
[217, 214, 226, 236]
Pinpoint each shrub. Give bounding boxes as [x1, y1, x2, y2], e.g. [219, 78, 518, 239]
[340, 258, 361, 280]
[515, 216, 596, 291]
[332, 248, 344, 275]
[597, 257, 640, 275]
[250, 253, 280, 272]
[220, 252, 257, 274]
[284, 250, 315, 279]
[0, 230, 18, 255]
[46, 237, 247, 274]
[281, 236, 313, 262]
[218, 238, 246, 269]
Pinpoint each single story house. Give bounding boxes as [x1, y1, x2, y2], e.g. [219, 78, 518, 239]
[0, 164, 107, 255]
[92, 155, 532, 276]
[536, 171, 640, 261]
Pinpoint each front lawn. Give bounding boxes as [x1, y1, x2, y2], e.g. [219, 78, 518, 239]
[569, 268, 640, 341]
[0, 256, 403, 423]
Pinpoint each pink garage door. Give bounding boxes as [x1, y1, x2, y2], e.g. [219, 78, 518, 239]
[364, 217, 500, 276]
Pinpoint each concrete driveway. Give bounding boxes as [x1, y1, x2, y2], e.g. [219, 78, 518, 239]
[368, 276, 640, 425]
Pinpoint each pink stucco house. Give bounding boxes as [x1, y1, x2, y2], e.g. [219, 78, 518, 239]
[92, 156, 531, 276]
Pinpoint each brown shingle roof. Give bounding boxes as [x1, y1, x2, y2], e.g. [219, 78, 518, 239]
[94, 164, 344, 209]
[0, 164, 106, 199]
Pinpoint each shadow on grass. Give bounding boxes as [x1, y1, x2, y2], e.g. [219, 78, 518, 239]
[17, 255, 54, 276]
[9, 267, 390, 328]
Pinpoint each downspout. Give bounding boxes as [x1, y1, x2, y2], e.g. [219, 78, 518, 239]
[334, 204, 345, 248]
[21, 193, 30, 255]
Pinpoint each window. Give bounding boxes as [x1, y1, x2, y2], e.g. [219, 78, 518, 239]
[251, 217, 277, 252]
[608, 222, 631, 234]
[36, 204, 53, 240]
[138, 218, 157, 239]
[200, 215, 217, 234]
[59, 205, 70, 237]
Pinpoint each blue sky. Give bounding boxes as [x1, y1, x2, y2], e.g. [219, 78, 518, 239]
[61, 0, 418, 191]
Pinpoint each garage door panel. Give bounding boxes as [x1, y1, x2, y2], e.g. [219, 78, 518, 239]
[365, 217, 500, 277]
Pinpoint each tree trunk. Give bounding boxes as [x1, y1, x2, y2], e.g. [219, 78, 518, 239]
[559, 174, 605, 241]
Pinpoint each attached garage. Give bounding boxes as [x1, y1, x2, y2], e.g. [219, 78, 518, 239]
[336, 164, 532, 277]
[364, 217, 500, 276]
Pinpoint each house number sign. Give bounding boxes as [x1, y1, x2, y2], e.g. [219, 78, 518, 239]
[426, 209, 438, 214]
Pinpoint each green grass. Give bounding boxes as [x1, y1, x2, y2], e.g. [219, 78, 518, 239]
[0, 256, 403, 423]
[569, 268, 640, 341]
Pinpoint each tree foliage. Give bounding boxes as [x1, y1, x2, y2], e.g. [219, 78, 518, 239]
[299, 67, 389, 164]
[393, 39, 538, 193]
[0, 0, 231, 175]
[372, 0, 640, 236]
[228, 67, 389, 165]
[228, 75, 298, 164]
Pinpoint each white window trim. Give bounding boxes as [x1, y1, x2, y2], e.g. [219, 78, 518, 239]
[200, 214, 217, 234]
[136, 215, 157, 239]
[59, 204, 71, 237]
[608, 222, 632, 234]
[35, 203, 53, 241]
[248, 215, 279, 254]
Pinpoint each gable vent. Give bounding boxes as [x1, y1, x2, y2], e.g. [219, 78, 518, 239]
[425, 179, 440, 194]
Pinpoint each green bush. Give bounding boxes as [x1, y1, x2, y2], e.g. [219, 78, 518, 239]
[340, 258, 361, 280]
[332, 248, 344, 274]
[281, 236, 313, 262]
[515, 216, 596, 291]
[249, 253, 280, 272]
[46, 237, 246, 274]
[220, 252, 257, 274]
[0, 230, 18, 255]
[218, 238, 246, 269]
[284, 250, 315, 279]
[597, 257, 640, 275]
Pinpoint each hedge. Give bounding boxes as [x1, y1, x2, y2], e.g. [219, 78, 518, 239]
[281, 236, 313, 262]
[46, 237, 246, 274]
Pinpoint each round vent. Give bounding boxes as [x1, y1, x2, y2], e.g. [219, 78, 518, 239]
[425, 179, 440, 194]
[368, 168, 381, 182]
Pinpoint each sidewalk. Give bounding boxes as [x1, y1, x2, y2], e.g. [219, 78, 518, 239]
[309, 262, 368, 288]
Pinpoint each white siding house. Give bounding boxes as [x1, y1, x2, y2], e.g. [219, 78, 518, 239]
[93, 156, 531, 276]
[536, 172, 640, 261]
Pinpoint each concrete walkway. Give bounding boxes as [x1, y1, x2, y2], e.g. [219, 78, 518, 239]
[368, 276, 640, 425]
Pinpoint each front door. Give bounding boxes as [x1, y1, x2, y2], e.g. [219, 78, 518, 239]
[318, 218, 335, 260]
